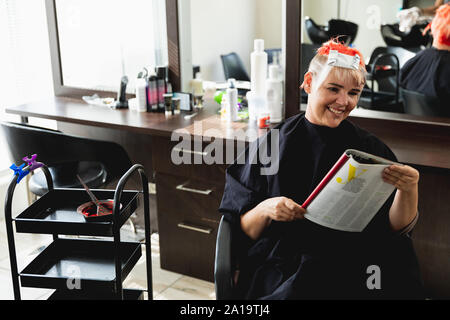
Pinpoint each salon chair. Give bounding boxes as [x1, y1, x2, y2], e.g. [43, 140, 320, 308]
[1, 121, 133, 197]
[304, 17, 358, 45]
[220, 52, 250, 82]
[400, 88, 449, 117]
[380, 23, 432, 49]
[359, 49, 404, 112]
[214, 216, 237, 300]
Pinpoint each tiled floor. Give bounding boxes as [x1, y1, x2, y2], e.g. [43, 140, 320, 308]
[0, 223, 216, 300]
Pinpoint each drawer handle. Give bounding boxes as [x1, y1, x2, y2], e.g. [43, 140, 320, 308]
[177, 222, 212, 234]
[176, 183, 213, 195]
[172, 147, 207, 156]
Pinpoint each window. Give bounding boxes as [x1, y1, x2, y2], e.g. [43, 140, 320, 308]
[0, 0, 54, 171]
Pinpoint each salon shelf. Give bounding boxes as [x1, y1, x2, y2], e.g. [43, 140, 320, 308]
[14, 188, 140, 237]
[19, 238, 141, 292]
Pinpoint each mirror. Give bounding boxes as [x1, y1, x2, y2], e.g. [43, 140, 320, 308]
[302, 0, 405, 62]
[184, 0, 283, 87]
[299, 0, 448, 120]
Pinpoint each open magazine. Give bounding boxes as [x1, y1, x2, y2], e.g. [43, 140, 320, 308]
[301, 149, 399, 232]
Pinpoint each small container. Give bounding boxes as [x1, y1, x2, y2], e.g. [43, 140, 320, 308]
[135, 78, 147, 111]
[258, 112, 270, 129]
[163, 93, 173, 115]
[172, 97, 181, 114]
[128, 98, 138, 111]
[77, 199, 122, 222]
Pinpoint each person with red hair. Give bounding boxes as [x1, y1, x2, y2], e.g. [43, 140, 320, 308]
[219, 39, 425, 299]
[400, 3, 450, 103]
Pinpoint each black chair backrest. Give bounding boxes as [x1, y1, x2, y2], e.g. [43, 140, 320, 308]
[400, 88, 449, 117]
[368, 47, 413, 93]
[300, 43, 321, 79]
[220, 52, 250, 82]
[265, 48, 282, 65]
[1, 121, 132, 183]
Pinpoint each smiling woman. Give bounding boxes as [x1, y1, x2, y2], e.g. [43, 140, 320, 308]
[218, 39, 424, 300]
[301, 40, 366, 128]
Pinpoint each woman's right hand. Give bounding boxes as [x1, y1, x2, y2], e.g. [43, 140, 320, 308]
[256, 196, 306, 222]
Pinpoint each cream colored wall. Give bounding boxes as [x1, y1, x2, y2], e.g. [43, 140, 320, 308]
[190, 0, 282, 82]
[255, 0, 283, 49]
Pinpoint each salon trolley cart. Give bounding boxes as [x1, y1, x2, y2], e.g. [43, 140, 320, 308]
[4, 164, 152, 300]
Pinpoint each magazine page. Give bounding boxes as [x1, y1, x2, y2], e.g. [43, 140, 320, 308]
[303, 149, 398, 232]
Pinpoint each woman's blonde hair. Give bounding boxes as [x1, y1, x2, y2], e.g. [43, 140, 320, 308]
[305, 39, 367, 90]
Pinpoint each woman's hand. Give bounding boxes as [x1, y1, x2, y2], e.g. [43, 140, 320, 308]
[382, 164, 419, 193]
[256, 196, 306, 222]
[241, 197, 306, 240]
[383, 164, 420, 232]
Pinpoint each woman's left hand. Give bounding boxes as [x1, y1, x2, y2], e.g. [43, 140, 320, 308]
[382, 164, 419, 193]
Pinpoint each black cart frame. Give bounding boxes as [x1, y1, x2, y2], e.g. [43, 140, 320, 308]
[4, 163, 152, 300]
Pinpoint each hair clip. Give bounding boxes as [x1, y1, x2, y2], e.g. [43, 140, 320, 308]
[22, 154, 44, 171]
[317, 39, 365, 68]
[9, 163, 30, 183]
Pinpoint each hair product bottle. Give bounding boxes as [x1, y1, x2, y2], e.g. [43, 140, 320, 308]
[225, 78, 238, 122]
[135, 77, 147, 112]
[250, 39, 268, 97]
[156, 66, 167, 112]
[266, 65, 283, 123]
[147, 71, 158, 112]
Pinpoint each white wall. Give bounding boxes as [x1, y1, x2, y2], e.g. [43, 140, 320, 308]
[255, 0, 283, 49]
[340, 0, 402, 62]
[190, 0, 282, 82]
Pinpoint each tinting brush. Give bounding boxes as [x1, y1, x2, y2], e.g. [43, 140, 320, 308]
[76, 175, 109, 216]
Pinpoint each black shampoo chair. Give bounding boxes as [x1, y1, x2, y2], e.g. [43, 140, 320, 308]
[1, 121, 132, 196]
[305, 17, 358, 45]
[380, 23, 432, 49]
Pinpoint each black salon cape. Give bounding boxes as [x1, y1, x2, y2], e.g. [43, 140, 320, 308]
[219, 113, 424, 300]
[400, 47, 450, 102]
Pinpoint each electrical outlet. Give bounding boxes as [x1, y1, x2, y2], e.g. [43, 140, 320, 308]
[148, 182, 156, 194]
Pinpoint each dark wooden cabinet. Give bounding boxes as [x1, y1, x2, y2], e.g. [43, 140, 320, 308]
[153, 136, 226, 281]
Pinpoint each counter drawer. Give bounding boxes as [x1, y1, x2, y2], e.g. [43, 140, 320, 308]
[156, 172, 223, 227]
[158, 215, 218, 282]
[155, 172, 223, 281]
[152, 136, 230, 183]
